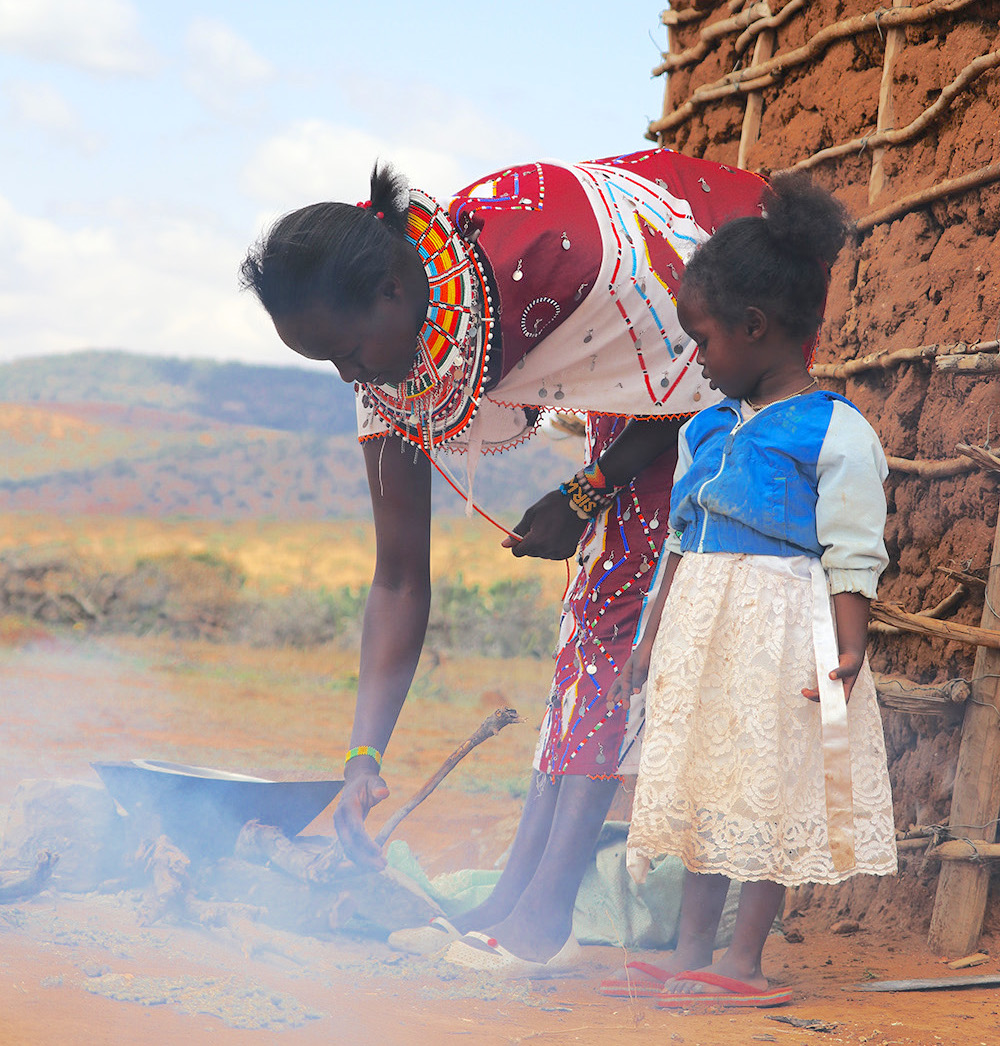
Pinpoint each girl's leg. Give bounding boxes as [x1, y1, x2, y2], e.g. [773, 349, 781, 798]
[450, 769, 560, 934]
[670, 878, 785, 993]
[669, 869, 731, 973]
[716, 879, 785, 985]
[480, 774, 620, 961]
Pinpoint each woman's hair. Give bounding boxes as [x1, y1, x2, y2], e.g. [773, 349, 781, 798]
[682, 171, 853, 343]
[239, 163, 411, 318]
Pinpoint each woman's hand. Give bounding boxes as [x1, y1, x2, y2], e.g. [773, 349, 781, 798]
[607, 636, 653, 712]
[502, 489, 587, 560]
[333, 769, 391, 870]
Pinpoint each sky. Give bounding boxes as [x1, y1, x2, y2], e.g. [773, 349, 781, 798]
[0, 0, 671, 371]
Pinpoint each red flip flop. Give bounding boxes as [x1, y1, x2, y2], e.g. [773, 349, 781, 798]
[597, 960, 672, 998]
[656, 970, 793, 1008]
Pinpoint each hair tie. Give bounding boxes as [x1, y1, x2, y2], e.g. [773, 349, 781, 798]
[356, 200, 372, 209]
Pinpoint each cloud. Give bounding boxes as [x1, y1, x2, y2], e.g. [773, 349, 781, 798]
[3, 79, 102, 152]
[184, 17, 275, 116]
[241, 120, 474, 212]
[0, 0, 157, 75]
[0, 193, 287, 366]
[340, 75, 534, 169]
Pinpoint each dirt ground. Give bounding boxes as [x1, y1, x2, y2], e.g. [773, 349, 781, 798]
[2, 633, 999, 1046]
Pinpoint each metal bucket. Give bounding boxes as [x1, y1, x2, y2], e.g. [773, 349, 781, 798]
[92, 760, 343, 860]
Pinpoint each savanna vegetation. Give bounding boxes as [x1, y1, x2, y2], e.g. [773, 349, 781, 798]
[0, 513, 568, 801]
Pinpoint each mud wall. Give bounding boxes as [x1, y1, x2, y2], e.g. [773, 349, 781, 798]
[651, 0, 1000, 934]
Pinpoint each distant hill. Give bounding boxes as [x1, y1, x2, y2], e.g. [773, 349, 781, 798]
[0, 351, 581, 520]
[0, 350, 358, 436]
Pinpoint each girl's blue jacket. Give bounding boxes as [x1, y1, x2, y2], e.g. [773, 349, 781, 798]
[667, 391, 889, 597]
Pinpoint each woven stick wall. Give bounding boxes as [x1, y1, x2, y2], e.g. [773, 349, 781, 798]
[647, 0, 1000, 949]
[649, 0, 1000, 678]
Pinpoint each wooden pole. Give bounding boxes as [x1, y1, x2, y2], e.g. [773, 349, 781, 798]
[737, 28, 776, 170]
[869, 0, 908, 202]
[928, 501, 1000, 954]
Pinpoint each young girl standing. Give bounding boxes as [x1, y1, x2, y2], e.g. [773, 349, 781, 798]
[607, 172, 897, 1007]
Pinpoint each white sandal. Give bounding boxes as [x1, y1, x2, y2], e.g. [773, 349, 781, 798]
[386, 916, 463, 955]
[442, 931, 583, 978]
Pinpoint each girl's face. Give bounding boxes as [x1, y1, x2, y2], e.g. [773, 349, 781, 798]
[676, 285, 761, 401]
[273, 279, 423, 386]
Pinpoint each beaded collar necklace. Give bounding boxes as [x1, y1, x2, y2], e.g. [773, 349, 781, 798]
[745, 377, 818, 413]
[363, 190, 496, 453]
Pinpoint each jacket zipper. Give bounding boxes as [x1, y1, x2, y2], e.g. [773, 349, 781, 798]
[695, 406, 743, 553]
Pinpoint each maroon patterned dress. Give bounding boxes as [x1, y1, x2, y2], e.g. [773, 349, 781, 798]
[534, 413, 677, 778]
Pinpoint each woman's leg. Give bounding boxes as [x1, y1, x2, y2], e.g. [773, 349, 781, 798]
[480, 774, 620, 961]
[450, 769, 561, 934]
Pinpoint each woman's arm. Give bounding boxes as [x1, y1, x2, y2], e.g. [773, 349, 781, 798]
[333, 434, 432, 868]
[505, 417, 683, 559]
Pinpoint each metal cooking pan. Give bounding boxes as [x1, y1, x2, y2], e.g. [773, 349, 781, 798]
[92, 760, 343, 860]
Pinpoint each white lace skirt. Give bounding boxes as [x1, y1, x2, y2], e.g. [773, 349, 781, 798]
[626, 552, 897, 888]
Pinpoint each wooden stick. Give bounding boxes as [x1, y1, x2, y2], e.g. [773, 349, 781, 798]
[654, 3, 678, 142]
[873, 672, 970, 716]
[708, 0, 977, 88]
[831, 443, 1000, 485]
[648, 73, 783, 139]
[648, 0, 980, 136]
[737, 27, 776, 170]
[930, 500, 1000, 953]
[811, 339, 998, 379]
[956, 443, 1000, 474]
[948, 952, 990, 969]
[790, 49, 1000, 175]
[870, 602, 1000, 650]
[937, 352, 1000, 373]
[0, 851, 57, 903]
[938, 567, 987, 589]
[652, 1, 772, 75]
[923, 840, 1000, 861]
[138, 835, 190, 924]
[734, 0, 806, 54]
[871, 586, 969, 637]
[856, 162, 1000, 234]
[235, 821, 333, 882]
[868, 0, 909, 202]
[885, 455, 975, 479]
[926, 586, 970, 620]
[894, 838, 1000, 859]
[661, 8, 708, 27]
[374, 706, 523, 847]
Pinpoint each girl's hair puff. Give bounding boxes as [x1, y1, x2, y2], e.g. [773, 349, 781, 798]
[682, 171, 853, 344]
[239, 162, 412, 319]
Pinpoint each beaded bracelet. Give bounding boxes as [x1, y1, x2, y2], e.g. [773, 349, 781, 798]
[560, 464, 619, 520]
[344, 745, 383, 770]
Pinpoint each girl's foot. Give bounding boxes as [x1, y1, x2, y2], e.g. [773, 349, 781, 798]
[664, 955, 769, 994]
[656, 967, 792, 1009]
[597, 959, 679, 997]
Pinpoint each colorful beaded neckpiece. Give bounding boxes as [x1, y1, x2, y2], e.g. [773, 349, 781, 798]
[363, 190, 496, 452]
